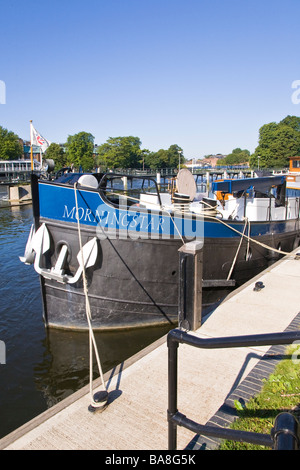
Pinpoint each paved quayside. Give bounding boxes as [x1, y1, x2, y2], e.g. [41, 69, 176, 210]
[1, 249, 300, 450]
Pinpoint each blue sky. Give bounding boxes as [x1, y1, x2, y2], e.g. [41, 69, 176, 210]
[1, 0, 300, 159]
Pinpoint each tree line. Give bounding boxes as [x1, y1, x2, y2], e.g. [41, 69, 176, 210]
[0, 114, 300, 170]
[0, 127, 184, 171]
[217, 115, 300, 168]
[45, 135, 184, 171]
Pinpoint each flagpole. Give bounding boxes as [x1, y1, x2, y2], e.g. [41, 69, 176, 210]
[30, 120, 34, 171]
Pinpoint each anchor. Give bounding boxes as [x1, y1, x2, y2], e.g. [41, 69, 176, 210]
[20, 223, 98, 284]
[19, 224, 36, 265]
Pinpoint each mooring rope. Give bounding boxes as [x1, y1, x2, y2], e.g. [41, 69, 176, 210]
[74, 183, 107, 409]
[203, 213, 293, 257]
[227, 217, 249, 280]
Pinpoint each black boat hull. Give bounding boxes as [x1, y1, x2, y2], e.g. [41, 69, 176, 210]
[39, 218, 299, 330]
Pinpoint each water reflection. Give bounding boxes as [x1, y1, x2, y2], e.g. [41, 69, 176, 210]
[34, 324, 172, 409]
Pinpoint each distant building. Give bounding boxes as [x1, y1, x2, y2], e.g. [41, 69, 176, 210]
[289, 156, 300, 172]
[23, 140, 43, 162]
[186, 154, 227, 168]
[201, 154, 227, 167]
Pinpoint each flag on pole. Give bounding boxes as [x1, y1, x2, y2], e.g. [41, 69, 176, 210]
[30, 122, 51, 153]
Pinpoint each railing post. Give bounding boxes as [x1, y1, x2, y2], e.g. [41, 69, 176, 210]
[178, 241, 203, 331]
[167, 333, 179, 450]
[272, 413, 300, 450]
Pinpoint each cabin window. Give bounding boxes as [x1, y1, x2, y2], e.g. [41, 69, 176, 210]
[292, 160, 300, 168]
[100, 175, 160, 208]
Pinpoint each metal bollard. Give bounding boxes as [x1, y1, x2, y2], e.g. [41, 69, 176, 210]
[178, 241, 203, 331]
[271, 412, 300, 450]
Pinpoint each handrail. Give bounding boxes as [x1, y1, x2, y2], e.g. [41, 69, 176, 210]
[167, 328, 300, 450]
[98, 173, 163, 208]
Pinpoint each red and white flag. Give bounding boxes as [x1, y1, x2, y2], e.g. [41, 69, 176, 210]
[30, 122, 51, 153]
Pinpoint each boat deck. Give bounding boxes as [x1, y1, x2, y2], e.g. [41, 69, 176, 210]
[1, 250, 300, 450]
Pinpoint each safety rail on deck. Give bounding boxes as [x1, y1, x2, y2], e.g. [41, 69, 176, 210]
[167, 328, 300, 450]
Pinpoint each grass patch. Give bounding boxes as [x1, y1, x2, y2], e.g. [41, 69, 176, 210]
[219, 344, 300, 450]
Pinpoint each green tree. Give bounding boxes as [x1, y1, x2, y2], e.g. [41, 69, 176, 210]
[219, 148, 250, 165]
[250, 116, 300, 168]
[144, 144, 184, 169]
[168, 144, 185, 168]
[44, 143, 66, 169]
[0, 126, 23, 160]
[145, 149, 169, 169]
[65, 131, 95, 170]
[96, 136, 144, 169]
[280, 115, 300, 132]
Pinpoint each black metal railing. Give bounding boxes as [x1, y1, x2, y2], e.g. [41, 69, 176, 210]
[167, 328, 300, 450]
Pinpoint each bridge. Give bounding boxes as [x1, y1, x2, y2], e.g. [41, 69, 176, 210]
[0, 160, 41, 185]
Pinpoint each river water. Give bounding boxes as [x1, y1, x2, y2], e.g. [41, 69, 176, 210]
[0, 193, 171, 439]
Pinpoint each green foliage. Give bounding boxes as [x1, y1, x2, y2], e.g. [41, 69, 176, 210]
[65, 131, 95, 170]
[280, 115, 300, 132]
[0, 126, 23, 160]
[3, 114, 300, 173]
[250, 115, 300, 169]
[218, 148, 250, 166]
[144, 144, 184, 169]
[96, 136, 146, 169]
[95, 137, 183, 170]
[220, 344, 300, 450]
[234, 399, 246, 411]
[44, 143, 66, 169]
